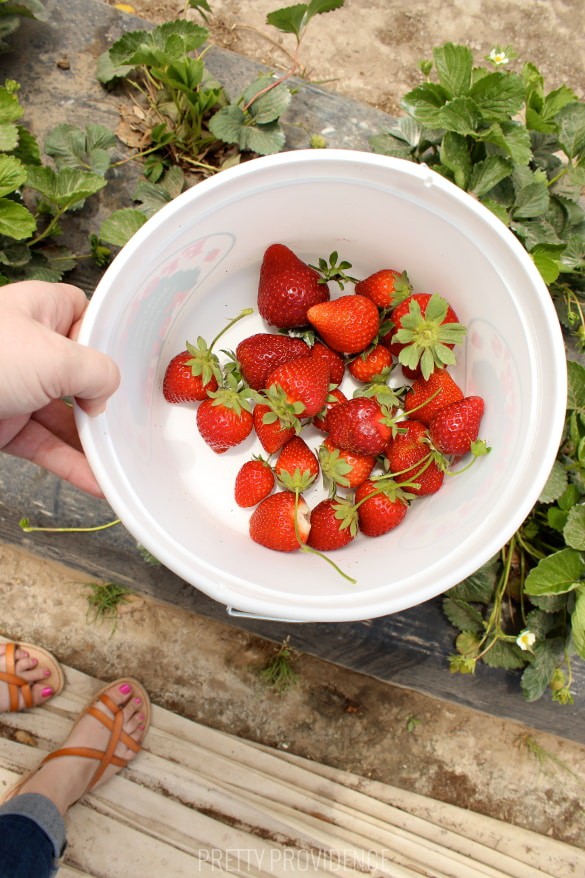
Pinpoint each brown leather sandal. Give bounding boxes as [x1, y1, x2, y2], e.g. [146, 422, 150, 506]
[0, 641, 65, 711]
[3, 678, 151, 805]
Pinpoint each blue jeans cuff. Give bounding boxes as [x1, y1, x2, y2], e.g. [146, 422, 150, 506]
[0, 792, 66, 871]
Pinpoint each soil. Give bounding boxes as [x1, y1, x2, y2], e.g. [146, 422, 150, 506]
[2, 0, 585, 855]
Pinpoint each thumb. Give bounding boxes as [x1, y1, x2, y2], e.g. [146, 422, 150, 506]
[60, 340, 121, 416]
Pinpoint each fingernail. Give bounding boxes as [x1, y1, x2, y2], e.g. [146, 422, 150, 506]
[119, 683, 132, 694]
[137, 713, 145, 722]
[41, 687, 54, 698]
[21, 650, 29, 657]
[133, 697, 142, 704]
[43, 668, 51, 677]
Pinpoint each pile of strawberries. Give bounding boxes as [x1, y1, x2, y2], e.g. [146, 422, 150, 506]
[163, 243, 488, 565]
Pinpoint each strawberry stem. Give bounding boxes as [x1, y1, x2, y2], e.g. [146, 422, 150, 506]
[19, 517, 121, 534]
[292, 492, 357, 585]
[208, 308, 254, 351]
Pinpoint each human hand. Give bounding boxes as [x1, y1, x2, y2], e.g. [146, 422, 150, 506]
[0, 281, 120, 497]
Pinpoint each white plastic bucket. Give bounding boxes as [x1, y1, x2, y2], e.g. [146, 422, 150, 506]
[76, 150, 567, 622]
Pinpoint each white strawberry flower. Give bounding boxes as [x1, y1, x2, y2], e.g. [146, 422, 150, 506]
[488, 48, 510, 66]
[516, 629, 536, 651]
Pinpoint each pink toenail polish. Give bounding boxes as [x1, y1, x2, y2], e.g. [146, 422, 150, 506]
[133, 697, 141, 704]
[137, 713, 145, 721]
[43, 668, 51, 677]
[119, 683, 132, 694]
[41, 687, 54, 698]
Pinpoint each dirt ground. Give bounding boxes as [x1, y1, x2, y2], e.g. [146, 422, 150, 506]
[2, 0, 585, 856]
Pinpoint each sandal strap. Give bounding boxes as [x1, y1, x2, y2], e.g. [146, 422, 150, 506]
[0, 643, 33, 711]
[40, 690, 140, 792]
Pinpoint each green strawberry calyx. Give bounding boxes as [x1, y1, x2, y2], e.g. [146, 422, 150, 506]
[309, 250, 358, 290]
[393, 294, 467, 380]
[185, 308, 253, 386]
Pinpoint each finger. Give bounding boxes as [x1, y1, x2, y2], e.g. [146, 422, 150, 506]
[32, 399, 83, 451]
[47, 335, 121, 417]
[2, 418, 105, 497]
[1, 281, 89, 335]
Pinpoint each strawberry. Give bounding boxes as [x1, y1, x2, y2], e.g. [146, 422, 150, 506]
[235, 333, 309, 391]
[348, 343, 392, 383]
[163, 308, 252, 403]
[307, 497, 358, 551]
[275, 436, 319, 492]
[403, 369, 464, 426]
[429, 395, 485, 456]
[196, 377, 253, 453]
[389, 293, 466, 379]
[257, 243, 330, 329]
[313, 386, 348, 433]
[355, 269, 412, 309]
[163, 348, 219, 403]
[249, 490, 310, 552]
[234, 457, 275, 508]
[266, 355, 330, 419]
[310, 341, 346, 386]
[319, 437, 376, 493]
[354, 478, 410, 537]
[253, 402, 296, 454]
[326, 396, 393, 455]
[384, 420, 445, 496]
[307, 294, 380, 355]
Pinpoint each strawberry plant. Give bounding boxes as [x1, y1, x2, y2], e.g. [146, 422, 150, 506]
[0, 0, 46, 52]
[97, 1, 346, 184]
[371, 43, 585, 703]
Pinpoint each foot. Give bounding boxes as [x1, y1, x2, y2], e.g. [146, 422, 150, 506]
[0, 645, 57, 712]
[15, 681, 148, 814]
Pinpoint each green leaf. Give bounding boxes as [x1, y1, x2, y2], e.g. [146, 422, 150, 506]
[132, 179, 173, 217]
[439, 130, 471, 188]
[0, 197, 35, 239]
[0, 121, 18, 151]
[239, 120, 285, 156]
[266, 3, 307, 38]
[479, 121, 532, 166]
[25, 166, 106, 208]
[0, 153, 26, 196]
[44, 123, 115, 175]
[530, 244, 563, 284]
[564, 504, 585, 550]
[520, 639, 565, 702]
[572, 586, 585, 659]
[437, 97, 481, 135]
[99, 208, 147, 248]
[469, 155, 512, 197]
[0, 87, 22, 125]
[208, 104, 246, 145]
[469, 71, 525, 121]
[108, 20, 208, 68]
[482, 638, 527, 670]
[524, 547, 585, 596]
[95, 50, 134, 84]
[401, 83, 451, 126]
[433, 43, 473, 98]
[442, 596, 484, 633]
[567, 359, 585, 414]
[555, 102, 585, 159]
[12, 124, 40, 165]
[448, 562, 497, 603]
[244, 78, 292, 123]
[539, 459, 569, 504]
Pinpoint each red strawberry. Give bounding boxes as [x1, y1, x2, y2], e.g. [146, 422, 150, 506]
[257, 243, 330, 329]
[319, 437, 376, 492]
[389, 293, 466, 379]
[163, 308, 252, 403]
[275, 436, 319, 492]
[354, 478, 409, 537]
[196, 381, 253, 453]
[266, 355, 330, 419]
[234, 458, 275, 508]
[307, 295, 380, 355]
[403, 369, 464, 426]
[235, 333, 309, 391]
[355, 269, 412, 309]
[326, 396, 393, 455]
[348, 343, 392, 383]
[307, 497, 357, 551]
[253, 402, 296, 454]
[384, 420, 445, 496]
[310, 341, 346, 386]
[429, 395, 485, 456]
[163, 348, 219, 403]
[249, 491, 310, 552]
[313, 387, 348, 433]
